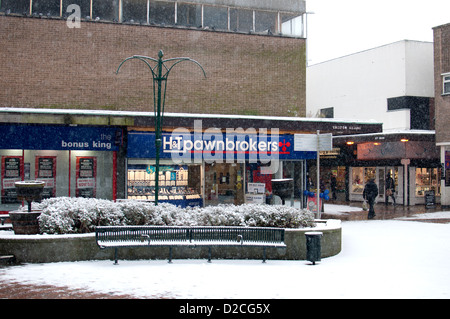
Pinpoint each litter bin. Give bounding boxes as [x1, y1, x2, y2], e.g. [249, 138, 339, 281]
[305, 232, 323, 265]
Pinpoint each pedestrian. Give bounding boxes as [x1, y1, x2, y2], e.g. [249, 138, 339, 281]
[363, 178, 378, 219]
[307, 177, 313, 191]
[330, 174, 337, 201]
[385, 173, 396, 206]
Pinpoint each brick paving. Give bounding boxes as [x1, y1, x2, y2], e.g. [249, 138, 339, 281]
[0, 280, 139, 299]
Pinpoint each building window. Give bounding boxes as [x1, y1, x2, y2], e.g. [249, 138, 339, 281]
[203, 5, 228, 31]
[1, 0, 30, 15]
[177, 3, 202, 27]
[280, 13, 303, 36]
[123, 0, 148, 24]
[93, 0, 120, 21]
[255, 10, 277, 34]
[229, 8, 253, 32]
[443, 74, 450, 95]
[63, 0, 91, 19]
[320, 107, 334, 118]
[149, 1, 175, 25]
[32, 0, 60, 16]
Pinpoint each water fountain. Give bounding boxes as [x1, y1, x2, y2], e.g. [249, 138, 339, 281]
[9, 181, 45, 234]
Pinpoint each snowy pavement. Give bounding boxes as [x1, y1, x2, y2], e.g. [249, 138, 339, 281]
[2, 204, 450, 299]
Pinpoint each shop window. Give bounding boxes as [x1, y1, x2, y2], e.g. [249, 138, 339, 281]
[123, 0, 148, 23]
[32, 0, 60, 16]
[255, 10, 277, 33]
[1, 0, 30, 14]
[203, 5, 228, 31]
[177, 3, 202, 27]
[351, 167, 376, 194]
[443, 74, 450, 95]
[62, 0, 90, 19]
[416, 168, 440, 196]
[229, 8, 253, 32]
[127, 163, 202, 206]
[92, 0, 119, 21]
[149, 1, 175, 25]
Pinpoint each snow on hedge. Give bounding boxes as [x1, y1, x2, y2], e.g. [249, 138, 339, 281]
[22, 197, 316, 234]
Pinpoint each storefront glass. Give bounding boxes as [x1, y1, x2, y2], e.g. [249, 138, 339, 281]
[204, 163, 245, 206]
[127, 130, 315, 207]
[0, 125, 122, 212]
[0, 149, 114, 211]
[351, 167, 367, 194]
[416, 168, 440, 196]
[127, 159, 202, 207]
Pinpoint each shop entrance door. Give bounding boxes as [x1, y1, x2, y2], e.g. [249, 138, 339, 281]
[204, 163, 245, 206]
[377, 167, 398, 204]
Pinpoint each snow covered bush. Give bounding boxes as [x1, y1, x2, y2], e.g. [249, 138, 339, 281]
[27, 197, 316, 234]
[33, 197, 126, 234]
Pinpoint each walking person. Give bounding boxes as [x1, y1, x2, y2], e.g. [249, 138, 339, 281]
[330, 174, 337, 201]
[363, 178, 379, 219]
[385, 173, 396, 206]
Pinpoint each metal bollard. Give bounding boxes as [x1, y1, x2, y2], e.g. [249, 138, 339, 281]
[305, 231, 323, 265]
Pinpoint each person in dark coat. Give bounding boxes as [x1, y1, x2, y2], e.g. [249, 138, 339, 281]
[385, 173, 396, 206]
[330, 174, 337, 201]
[363, 178, 379, 219]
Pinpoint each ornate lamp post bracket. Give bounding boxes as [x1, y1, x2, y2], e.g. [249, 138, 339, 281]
[117, 50, 206, 205]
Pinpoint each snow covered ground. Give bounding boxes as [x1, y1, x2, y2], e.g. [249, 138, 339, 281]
[1, 205, 450, 299]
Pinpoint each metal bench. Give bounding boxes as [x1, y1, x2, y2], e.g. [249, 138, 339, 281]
[95, 225, 286, 264]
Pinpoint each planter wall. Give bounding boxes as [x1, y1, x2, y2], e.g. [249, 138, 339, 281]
[0, 220, 341, 263]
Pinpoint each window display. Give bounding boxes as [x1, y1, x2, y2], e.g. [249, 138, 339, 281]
[127, 164, 202, 207]
[351, 167, 376, 194]
[416, 168, 440, 196]
[351, 167, 364, 194]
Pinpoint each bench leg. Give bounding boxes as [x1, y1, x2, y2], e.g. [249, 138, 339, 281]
[207, 247, 212, 263]
[114, 248, 119, 265]
[168, 247, 173, 264]
[262, 247, 266, 263]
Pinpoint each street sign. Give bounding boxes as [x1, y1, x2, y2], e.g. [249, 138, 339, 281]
[294, 133, 332, 152]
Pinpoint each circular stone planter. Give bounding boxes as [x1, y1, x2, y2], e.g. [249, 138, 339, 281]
[0, 219, 342, 263]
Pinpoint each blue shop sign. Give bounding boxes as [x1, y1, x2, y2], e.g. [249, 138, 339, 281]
[0, 125, 122, 151]
[128, 131, 316, 161]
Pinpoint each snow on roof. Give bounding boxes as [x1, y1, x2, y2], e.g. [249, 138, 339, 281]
[333, 129, 435, 139]
[0, 107, 381, 125]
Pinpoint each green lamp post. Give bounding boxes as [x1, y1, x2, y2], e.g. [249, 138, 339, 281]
[117, 50, 206, 205]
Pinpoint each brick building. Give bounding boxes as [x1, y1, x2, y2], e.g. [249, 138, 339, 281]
[0, 1, 384, 211]
[434, 22, 450, 207]
[0, 0, 306, 117]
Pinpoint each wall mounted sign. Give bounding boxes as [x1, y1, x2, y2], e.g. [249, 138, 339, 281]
[128, 131, 317, 161]
[0, 125, 122, 152]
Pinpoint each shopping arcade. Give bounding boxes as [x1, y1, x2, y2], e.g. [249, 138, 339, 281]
[0, 108, 383, 210]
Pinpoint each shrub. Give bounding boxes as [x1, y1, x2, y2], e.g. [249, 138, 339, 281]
[29, 197, 316, 234]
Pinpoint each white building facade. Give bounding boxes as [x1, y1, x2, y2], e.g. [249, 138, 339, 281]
[307, 40, 440, 206]
[307, 40, 434, 131]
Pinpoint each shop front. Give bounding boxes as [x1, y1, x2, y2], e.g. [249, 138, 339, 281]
[126, 128, 316, 207]
[334, 131, 441, 206]
[0, 124, 124, 212]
